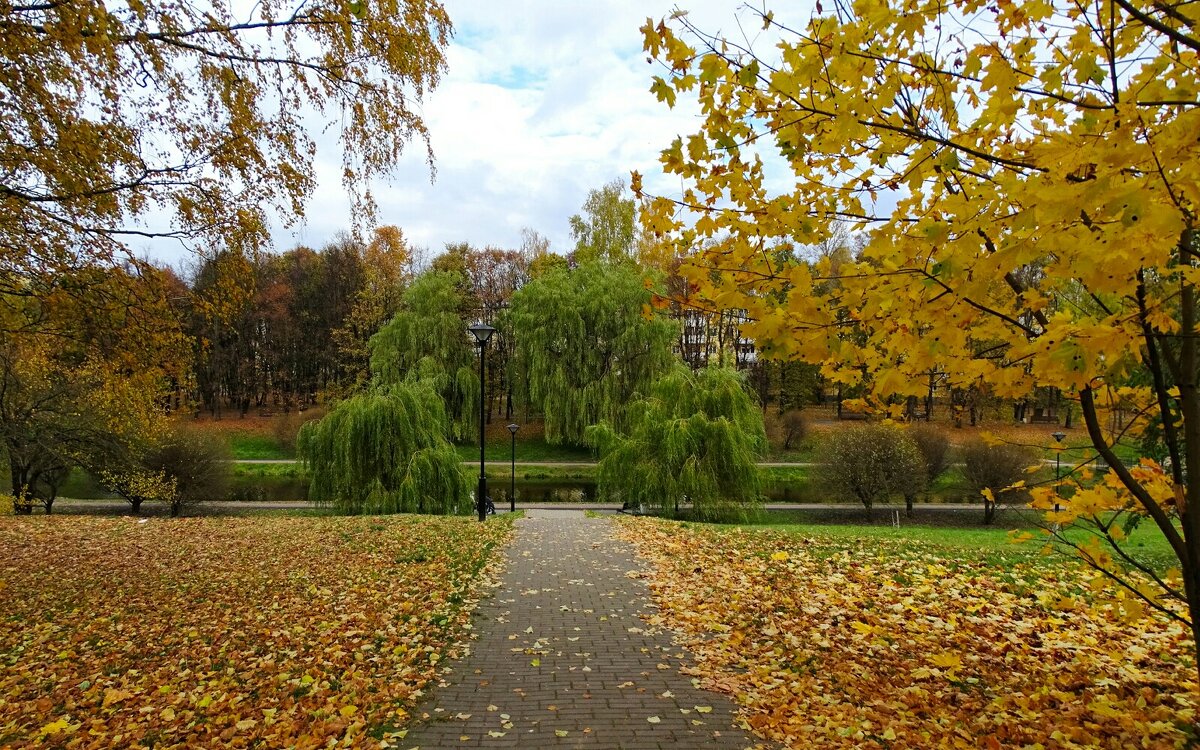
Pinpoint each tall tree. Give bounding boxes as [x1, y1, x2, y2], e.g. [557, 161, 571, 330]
[332, 227, 412, 389]
[368, 270, 479, 441]
[297, 382, 468, 515]
[0, 0, 450, 302]
[588, 366, 766, 522]
[1, 263, 186, 512]
[507, 262, 677, 445]
[639, 2, 1200, 666]
[569, 179, 637, 264]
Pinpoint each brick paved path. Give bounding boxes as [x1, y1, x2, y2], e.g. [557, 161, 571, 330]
[402, 509, 759, 749]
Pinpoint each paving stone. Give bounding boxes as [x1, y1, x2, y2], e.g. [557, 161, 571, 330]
[402, 509, 760, 749]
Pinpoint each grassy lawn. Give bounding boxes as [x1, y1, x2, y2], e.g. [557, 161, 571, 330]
[617, 516, 1195, 748]
[0, 514, 512, 747]
[453, 438, 593, 463]
[737, 515, 1179, 573]
[227, 432, 293, 459]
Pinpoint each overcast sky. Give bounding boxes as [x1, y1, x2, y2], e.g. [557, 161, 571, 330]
[148, 1, 812, 266]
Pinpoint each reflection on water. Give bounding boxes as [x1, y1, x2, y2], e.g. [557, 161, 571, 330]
[67, 473, 809, 504]
[230, 477, 818, 504]
[491, 481, 597, 505]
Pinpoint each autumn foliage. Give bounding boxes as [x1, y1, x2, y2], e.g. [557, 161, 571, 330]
[0, 515, 510, 747]
[639, 0, 1200, 668]
[619, 518, 1196, 749]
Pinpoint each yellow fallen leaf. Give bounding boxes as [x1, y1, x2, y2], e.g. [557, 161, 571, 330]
[39, 719, 70, 736]
[101, 688, 131, 708]
[695, 705, 712, 713]
[647, 715, 661, 723]
[929, 653, 963, 669]
[555, 729, 569, 737]
[770, 551, 790, 562]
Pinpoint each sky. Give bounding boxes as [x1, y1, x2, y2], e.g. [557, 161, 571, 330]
[149, 1, 807, 265]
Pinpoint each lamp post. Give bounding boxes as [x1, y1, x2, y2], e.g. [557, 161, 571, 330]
[507, 423, 519, 512]
[1051, 430, 1066, 513]
[469, 322, 495, 521]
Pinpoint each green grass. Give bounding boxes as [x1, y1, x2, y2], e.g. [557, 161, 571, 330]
[233, 463, 305, 479]
[229, 434, 292, 460]
[735, 516, 1179, 573]
[454, 437, 593, 464]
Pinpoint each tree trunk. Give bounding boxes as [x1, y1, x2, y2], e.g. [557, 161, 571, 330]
[983, 500, 995, 525]
[131, 497, 144, 516]
[904, 493, 914, 518]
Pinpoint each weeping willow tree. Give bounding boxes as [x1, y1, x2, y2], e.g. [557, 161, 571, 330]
[297, 382, 469, 515]
[587, 366, 766, 522]
[507, 261, 676, 445]
[368, 270, 479, 441]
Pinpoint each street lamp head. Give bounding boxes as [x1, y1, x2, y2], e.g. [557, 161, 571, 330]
[468, 321, 496, 344]
[507, 423, 519, 434]
[1051, 431, 1066, 443]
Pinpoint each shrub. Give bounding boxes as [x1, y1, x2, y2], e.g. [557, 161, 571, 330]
[816, 423, 926, 513]
[147, 430, 233, 516]
[102, 428, 233, 516]
[959, 438, 1037, 524]
[781, 409, 809, 450]
[907, 424, 951, 516]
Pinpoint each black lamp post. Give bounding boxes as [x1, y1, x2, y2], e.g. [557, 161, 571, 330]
[507, 423, 519, 512]
[1051, 430, 1066, 513]
[469, 321, 495, 521]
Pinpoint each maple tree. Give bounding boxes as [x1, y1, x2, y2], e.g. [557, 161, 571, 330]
[639, 2, 1200, 662]
[0, 0, 449, 296]
[0, 515, 510, 746]
[588, 366, 766, 521]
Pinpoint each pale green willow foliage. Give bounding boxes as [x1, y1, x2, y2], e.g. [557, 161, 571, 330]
[297, 383, 469, 515]
[368, 270, 479, 442]
[587, 366, 766, 523]
[507, 262, 676, 446]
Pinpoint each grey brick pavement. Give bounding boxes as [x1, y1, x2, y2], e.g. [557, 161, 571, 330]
[402, 509, 759, 749]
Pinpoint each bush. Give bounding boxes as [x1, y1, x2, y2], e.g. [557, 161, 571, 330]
[781, 409, 809, 450]
[146, 429, 233, 516]
[816, 423, 926, 513]
[907, 424, 951, 515]
[959, 438, 1037, 524]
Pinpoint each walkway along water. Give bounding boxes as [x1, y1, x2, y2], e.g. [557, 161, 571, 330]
[400, 509, 761, 749]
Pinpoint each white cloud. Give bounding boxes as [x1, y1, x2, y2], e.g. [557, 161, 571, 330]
[143, 1, 809, 265]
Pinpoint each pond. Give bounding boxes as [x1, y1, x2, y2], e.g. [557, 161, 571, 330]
[56, 471, 812, 504]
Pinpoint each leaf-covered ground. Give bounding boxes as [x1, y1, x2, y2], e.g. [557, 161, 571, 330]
[617, 518, 1198, 749]
[0, 515, 511, 748]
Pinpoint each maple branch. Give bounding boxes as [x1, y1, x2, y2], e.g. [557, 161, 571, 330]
[1112, 0, 1200, 53]
[1080, 386, 1190, 565]
[1136, 269, 1186, 486]
[1053, 525, 1190, 625]
[915, 268, 1038, 336]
